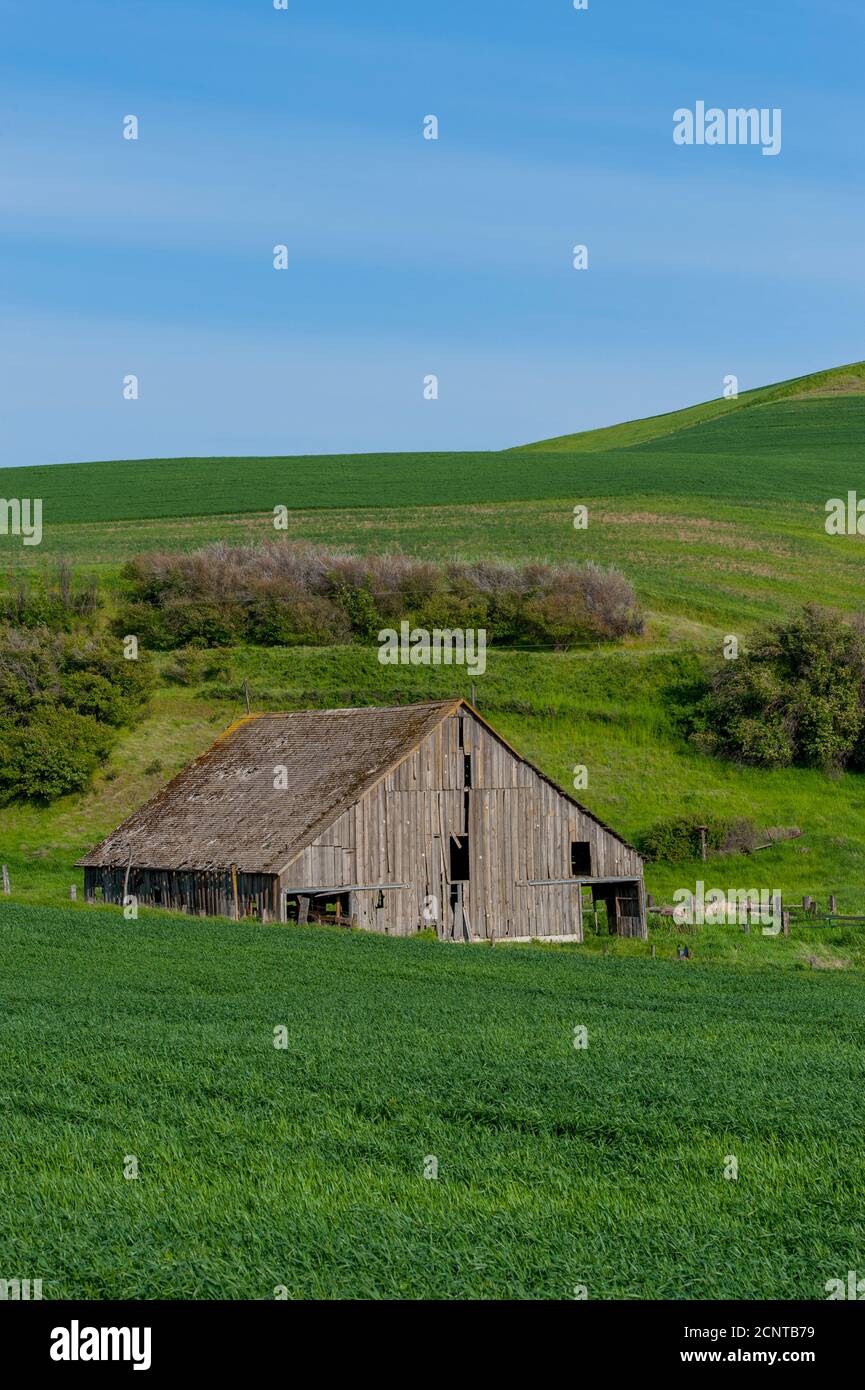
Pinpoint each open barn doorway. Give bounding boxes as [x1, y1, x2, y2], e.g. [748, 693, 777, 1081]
[285, 892, 352, 926]
[588, 879, 646, 938]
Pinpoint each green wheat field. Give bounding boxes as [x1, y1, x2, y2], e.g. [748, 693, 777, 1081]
[2, 902, 864, 1299]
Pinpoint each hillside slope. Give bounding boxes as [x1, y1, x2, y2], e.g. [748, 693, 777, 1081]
[512, 359, 865, 452]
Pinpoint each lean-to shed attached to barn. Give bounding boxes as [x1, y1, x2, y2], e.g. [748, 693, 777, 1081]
[77, 700, 646, 941]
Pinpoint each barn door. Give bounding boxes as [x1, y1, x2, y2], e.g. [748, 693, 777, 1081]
[615, 892, 644, 938]
[449, 880, 469, 941]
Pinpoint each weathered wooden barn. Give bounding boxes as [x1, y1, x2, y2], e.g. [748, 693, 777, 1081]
[78, 700, 646, 941]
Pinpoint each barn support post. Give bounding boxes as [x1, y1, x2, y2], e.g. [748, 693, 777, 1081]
[121, 852, 133, 910]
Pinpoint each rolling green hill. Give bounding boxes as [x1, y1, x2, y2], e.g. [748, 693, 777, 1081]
[3, 361, 865, 529]
[513, 358, 865, 452]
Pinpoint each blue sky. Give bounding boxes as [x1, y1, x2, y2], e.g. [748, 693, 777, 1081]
[2, 0, 864, 466]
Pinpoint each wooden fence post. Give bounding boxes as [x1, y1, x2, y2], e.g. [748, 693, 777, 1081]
[829, 895, 837, 913]
[1, 865, 9, 895]
[69, 884, 77, 901]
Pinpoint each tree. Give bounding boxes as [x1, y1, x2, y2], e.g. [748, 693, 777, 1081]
[694, 605, 865, 770]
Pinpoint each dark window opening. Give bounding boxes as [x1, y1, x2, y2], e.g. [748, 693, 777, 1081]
[571, 841, 593, 876]
[449, 834, 470, 881]
[463, 753, 472, 788]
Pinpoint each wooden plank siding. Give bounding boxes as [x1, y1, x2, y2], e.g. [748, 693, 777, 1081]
[278, 709, 645, 941]
[84, 865, 278, 920]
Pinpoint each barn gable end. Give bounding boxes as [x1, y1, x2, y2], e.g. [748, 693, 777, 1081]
[283, 704, 644, 940]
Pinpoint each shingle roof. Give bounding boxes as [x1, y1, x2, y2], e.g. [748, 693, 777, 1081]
[77, 701, 460, 874]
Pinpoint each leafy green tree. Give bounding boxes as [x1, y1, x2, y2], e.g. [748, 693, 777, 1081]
[0, 708, 111, 804]
[695, 605, 865, 770]
[0, 626, 154, 803]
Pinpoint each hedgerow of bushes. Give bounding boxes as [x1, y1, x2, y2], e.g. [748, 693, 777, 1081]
[114, 543, 645, 650]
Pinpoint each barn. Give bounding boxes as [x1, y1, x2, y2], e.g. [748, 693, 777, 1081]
[77, 699, 646, 942]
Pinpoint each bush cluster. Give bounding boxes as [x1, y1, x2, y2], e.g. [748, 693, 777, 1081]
[638, 816, 728, 863]
[693, 604, 865, 771]
[0, 562, 100, 630]
[115, 543, 644, 651]
[638, 815, 761, 863]
[0, 627, 153, 803]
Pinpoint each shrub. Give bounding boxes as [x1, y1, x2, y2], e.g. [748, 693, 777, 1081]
[518, 592, 596, 648]
[0, 708, 111, 804]
[0, 565, 100, 630]
[0, 626, 153, 804]
[639, 816, 728, 863]
[164, 600, 246, 649]
[695, 604, 865, 771]
[333, 584, 381, 642]
[719, 818, 761, 855]
[247, 595, 349, 646]
[414, 593, 491, 634]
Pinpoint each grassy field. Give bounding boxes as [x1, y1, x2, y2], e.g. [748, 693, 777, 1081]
[7, 493, 864, 637]
[6, 371, 865, 643]
[3, 364, 865, 919]
[1, 900, 863, 1300]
